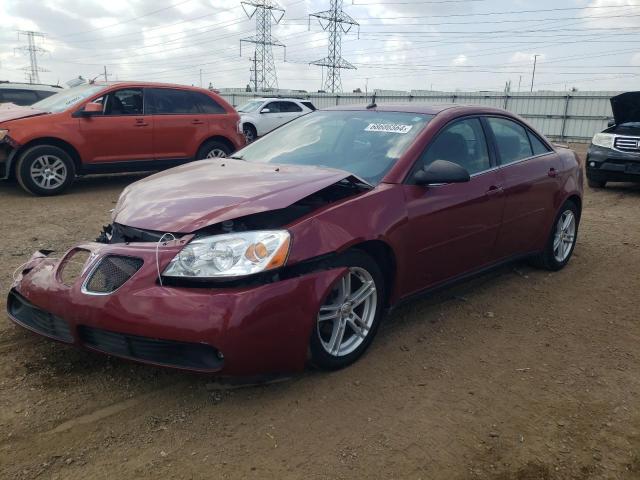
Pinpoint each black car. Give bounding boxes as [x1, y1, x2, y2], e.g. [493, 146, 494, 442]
[586, 91, 640, 188]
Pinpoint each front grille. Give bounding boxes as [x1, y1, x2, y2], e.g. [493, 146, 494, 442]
[614, 136, 640, 153]
[77, 326, 223, 371]
[7, 290, 73, 342]
[84, 255, 143, 294]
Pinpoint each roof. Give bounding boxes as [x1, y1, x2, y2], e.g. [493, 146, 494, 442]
[244, 97, 311, 102]
[322, 103, 507, 115]
[89, 81, 216, 91]
[0, 82, 62, 91]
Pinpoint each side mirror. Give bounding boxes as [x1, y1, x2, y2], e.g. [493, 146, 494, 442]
[414, 160, 470, 185]
[607, 118, 615, 127]
[80, 102, 103, 117]
[260, 108, 271, 114]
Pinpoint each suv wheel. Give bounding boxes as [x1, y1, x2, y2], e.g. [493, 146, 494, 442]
[197, 140, 231, 159]
[16, 145, 76, 196]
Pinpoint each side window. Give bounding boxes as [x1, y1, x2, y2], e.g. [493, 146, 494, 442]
[1, 89, 39, 106]
[104, 88, 143, 115]
[192, 92, 225, 114]
[301, 101, 316, 111]
[486, 117, 534, 164]
[418, 118, 491, 175]
[280, 101, 302, 113]
[263, 102, 280, 113]
[149, 88, 199, 114]
[528, 130, 551, 156]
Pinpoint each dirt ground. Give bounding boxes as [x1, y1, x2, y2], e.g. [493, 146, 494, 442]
[1, 145, 639, 480]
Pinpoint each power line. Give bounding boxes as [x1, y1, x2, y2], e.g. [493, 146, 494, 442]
[15, 31, 48, 84]
[240, 0, 286, 90]
[309, 0, 359, 92]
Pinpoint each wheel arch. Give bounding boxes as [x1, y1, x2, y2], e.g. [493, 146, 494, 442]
[9, 137, 81, 178]
[347, 239, 397, 308]
[565, 194, 582, 220]
[197, 136, 236, 157]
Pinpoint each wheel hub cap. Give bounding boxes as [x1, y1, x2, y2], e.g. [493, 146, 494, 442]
[553, 210, 576, 263]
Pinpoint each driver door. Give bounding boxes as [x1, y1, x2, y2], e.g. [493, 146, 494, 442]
[400, 117, 506, 296]
[78, 88, 154, 163]
[259, 101, 284, 134]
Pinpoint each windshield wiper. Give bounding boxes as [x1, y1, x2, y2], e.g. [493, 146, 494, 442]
[228, 155, 244, 160]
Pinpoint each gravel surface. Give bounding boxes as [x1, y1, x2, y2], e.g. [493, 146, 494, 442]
[1, 145, 639, 479]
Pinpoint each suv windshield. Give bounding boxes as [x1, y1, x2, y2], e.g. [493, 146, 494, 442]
[237, 100, 263, 113]
[236, 110, 433, 185]
[31, 84, 105, 113]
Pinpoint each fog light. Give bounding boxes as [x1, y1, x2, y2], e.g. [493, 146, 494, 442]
[590, 162, 596, 167]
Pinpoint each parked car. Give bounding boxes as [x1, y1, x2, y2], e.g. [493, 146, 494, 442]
[237, 97, 316, 142]
[0, 81, 245, 195]
[587, 91, 640, 187]
[8, 104, 583, 376]
[0, 81, 62, 106]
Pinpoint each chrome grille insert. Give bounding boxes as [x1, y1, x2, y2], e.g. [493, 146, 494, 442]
[614, 136, 640, 153]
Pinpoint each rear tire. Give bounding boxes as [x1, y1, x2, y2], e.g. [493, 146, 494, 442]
[309, 250, 385, 370]
[196, 140, 231, 160]
[530, 200, 579, 271]
[587, 178, 606, 188]
[16, 145, 75, 196]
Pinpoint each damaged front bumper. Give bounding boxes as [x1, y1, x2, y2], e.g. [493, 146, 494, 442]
[8, 242, 344, 375]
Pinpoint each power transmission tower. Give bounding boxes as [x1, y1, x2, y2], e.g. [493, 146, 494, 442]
[16, 31, 48, 84]
[240, 1, 285, 92]
[309, 0, 358, 93]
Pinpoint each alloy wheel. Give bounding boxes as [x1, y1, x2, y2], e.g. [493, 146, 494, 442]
[30, 155, 68, 190]
[553, 210, 576, 263]
[317, 267, 378, 357]
[206, 148, 227, 158]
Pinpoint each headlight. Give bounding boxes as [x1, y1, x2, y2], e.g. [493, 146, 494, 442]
[592, 133, 614, 149]
[163, 230, 290, 278]
[0, 129, 8, 142]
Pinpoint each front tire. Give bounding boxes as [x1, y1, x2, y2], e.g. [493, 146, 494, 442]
[243, 124, 257, 143]
[15, 145, 75, 196]
[310, 251, 385, 370]
[530, 200, 579, 271]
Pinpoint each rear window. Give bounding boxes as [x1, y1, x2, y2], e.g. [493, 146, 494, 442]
[301, 101, 316, 111]
[148, 88, 199, 114]
[193, 92, 226, 114]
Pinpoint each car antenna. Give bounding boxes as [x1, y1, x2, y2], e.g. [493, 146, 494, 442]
[366, 92, 377, 109]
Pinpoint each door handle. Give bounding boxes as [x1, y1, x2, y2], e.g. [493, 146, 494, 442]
[548, 167, 558, 178]
[485, 185, 504, 196]
[191, 119, 205, 125]
[134, 118, 148, 127]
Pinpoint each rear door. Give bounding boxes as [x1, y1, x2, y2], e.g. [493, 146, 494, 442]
[401, 117, 506, 295]
[277, 101, 305, 125]
[78, 87, 154, 163]
[148, 88, 209, 160]
[484, 116, 560, 259]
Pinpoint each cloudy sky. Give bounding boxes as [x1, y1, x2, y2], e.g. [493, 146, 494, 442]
[0, 0, 638, 93]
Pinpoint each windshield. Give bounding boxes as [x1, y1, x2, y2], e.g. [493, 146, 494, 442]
[235, 110, 433, 185]
[237, 100, 264, 113]
[31, 84, 105, 113]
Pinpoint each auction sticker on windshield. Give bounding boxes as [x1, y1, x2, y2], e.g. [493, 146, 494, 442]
[365, 123, 413, 134]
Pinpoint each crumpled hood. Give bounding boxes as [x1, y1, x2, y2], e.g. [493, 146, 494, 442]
[113, 159, 353, 233]
[610, 91, 640, 126]
[0, 104, 48, 124]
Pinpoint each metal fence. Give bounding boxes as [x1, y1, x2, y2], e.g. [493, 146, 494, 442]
[219, 90, 621, 143]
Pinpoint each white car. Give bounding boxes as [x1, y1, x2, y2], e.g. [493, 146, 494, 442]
[237, 98, 316, 142]
[0, 82, 62, 106]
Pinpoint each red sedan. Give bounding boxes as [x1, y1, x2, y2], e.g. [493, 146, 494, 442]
[8, 104, 583, 375]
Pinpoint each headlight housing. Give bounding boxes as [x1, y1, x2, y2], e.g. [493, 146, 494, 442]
[163, 230, 290, 278]
[592, 133, 614, 149]
[0, 129, 8, 142]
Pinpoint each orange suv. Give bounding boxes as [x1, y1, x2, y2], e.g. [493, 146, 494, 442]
[0, 82, 245, 195]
